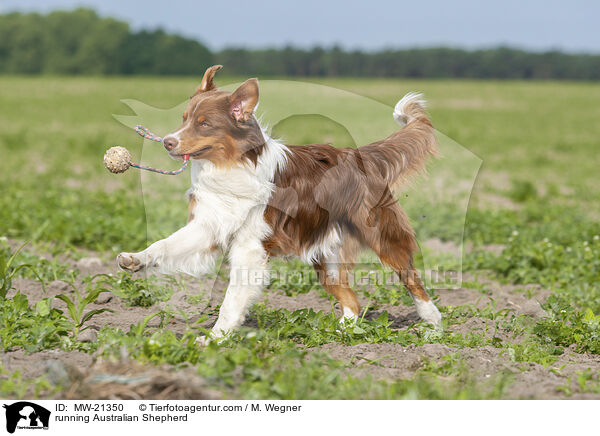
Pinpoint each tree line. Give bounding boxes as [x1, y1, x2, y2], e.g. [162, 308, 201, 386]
[0, 9, 212, 75]
[1, 9, 599, 79]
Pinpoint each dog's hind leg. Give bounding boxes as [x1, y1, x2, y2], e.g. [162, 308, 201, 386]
[388, 255, 442, 328]
[359, 204, 442, 327]
[313, 250, 361, 324]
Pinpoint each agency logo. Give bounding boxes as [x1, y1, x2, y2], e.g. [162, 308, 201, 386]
[2, 402, 50, 433]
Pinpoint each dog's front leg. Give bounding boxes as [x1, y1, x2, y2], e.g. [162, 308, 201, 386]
[117, 221, 217, 277]
[202, 238, 269, 343]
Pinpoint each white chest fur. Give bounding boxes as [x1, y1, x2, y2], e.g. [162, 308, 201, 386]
[187, 135, 289, 250]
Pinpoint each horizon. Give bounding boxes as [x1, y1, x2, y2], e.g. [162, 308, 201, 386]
[0, 0, 598, 54]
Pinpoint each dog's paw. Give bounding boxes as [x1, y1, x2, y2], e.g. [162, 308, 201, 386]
[415, 299, 443, 329]
[195, 332, 230, 347]
[117, 252, 144, 272]
[195, 336, 211, 347]
[340, 307, 358, 325]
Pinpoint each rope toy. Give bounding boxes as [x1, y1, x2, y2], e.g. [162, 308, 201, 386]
[104, 125, 189, 175]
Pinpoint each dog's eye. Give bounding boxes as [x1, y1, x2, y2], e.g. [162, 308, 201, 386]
[198, 120, 210, 127]
[183, 113, 188, 121]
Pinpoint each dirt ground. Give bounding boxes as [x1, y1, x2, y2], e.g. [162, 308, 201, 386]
[3, 245, 600, 400]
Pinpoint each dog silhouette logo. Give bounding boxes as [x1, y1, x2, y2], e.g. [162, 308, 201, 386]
[2, 402, 50, 433]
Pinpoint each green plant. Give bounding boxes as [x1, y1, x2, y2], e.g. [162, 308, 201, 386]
[507, 180, 538, 203]
[12, 249, 75, 283]
[0, 365, 55, 399]
[268, 258, 322, 296]
[534, 296, 600, 354]
[558, 369, 600, 396]
[55, 284, 114, 339]
[0, 293, 72, 352]
[87, 273, 172, 307]
[0, 242, 45, 299]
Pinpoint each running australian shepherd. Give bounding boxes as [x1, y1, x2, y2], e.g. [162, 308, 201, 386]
[117, 65, 442, 344]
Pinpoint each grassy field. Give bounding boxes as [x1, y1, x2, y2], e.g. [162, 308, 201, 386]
[1, 76, 599, 399]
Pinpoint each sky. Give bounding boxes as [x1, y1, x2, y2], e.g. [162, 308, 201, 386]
[0, 0, 597, 53]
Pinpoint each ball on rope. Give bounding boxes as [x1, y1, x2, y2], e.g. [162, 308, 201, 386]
[103, 126, 189, 176]
[104, 146, 132, 174]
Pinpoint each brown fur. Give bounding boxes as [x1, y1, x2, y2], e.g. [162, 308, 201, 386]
[262, 101, 438, 314]
[313, 260, 361, 317]
[194, 64, 222, 95]
[166, 78, 265, 168]
[187, 195, 197, 223]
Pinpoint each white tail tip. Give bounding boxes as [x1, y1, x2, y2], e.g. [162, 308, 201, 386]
[393, 92, 426, 126]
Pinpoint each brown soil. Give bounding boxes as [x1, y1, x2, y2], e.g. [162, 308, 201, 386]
[315, 342, 600, 399]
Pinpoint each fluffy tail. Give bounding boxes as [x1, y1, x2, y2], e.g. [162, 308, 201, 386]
[360, 92, 438, 189]
[393, 92, 429, 126]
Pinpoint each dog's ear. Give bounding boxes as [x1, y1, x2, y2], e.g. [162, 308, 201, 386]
[193, 65, 223, 95]
[230, 78, 259, 122]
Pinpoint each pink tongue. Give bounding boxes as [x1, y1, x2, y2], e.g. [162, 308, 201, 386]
[183, 154, 189, 161]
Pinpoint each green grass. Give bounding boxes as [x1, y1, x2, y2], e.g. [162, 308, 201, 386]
[0, 292, 73, 353]
[0, 365, 56, 399]
[1, 76, 599, 399]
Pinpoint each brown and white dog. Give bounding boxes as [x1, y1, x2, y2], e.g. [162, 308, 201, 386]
[117, 65, 442, 343]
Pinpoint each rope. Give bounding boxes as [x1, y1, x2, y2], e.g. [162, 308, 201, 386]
[131, 125, 189, 175]
[129, 160, 189, 175]
[135, 125, 163, 143]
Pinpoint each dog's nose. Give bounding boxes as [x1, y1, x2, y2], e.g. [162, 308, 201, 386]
[163, 136, 179, 151]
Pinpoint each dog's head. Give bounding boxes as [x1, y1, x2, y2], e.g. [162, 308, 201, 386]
[162, 65, 265, 167]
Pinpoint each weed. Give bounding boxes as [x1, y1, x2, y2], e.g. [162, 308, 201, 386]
[0, 293, 71, 352]
[88, 273, 172, 307]
[534, 296, 600, 354]
[55, 284, 114, 339]
[507, 180, 538, 203]
[0, 242, 45, 299]
[0, 365, 55, 399]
